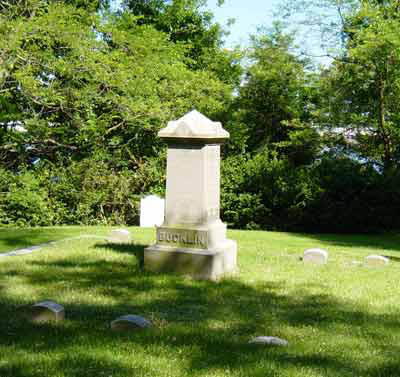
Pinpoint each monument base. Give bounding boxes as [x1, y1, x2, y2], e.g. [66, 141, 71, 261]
[144, 239, 237, 281]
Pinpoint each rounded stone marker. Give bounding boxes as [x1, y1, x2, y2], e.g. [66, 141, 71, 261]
[249, 336, 288, 347]
[365, 255, 389, 266]
[111, 315, 152, 331]
[31, 301, 65, 323]
[303, 248, 328, 264]
[107, 229, 132, 244]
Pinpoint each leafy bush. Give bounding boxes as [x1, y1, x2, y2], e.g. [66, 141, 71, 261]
[221, 152, 400, 233]
[0, 154, 167, 227]
[1, 152, 400, 232]
[0, 168, 52, 226]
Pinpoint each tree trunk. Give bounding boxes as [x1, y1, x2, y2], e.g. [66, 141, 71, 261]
[377, 74, 392, 172]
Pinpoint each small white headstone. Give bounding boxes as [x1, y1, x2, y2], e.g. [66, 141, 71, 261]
[111, 314, 152, 330]
[303, 248, 328, 264]
[107, 229, 132, 244]
[249, 336, 288, 347]
[140, 195, 165, 227]
[31, 301, 65, 322]
[365, 255, 389, 266]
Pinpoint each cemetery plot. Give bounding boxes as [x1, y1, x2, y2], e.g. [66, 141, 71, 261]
[0, 227, 400, 377]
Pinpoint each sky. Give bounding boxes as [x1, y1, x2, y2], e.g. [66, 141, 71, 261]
[206, 0, 334, 66]
[111, 0, 334, 66]
[205, 0, 282, 48]
[112, 0, 283, 47]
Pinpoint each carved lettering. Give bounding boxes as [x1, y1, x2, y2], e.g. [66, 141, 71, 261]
[157, 229, 208, 248]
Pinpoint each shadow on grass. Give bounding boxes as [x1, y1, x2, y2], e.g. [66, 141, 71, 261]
[0, 228, 88, 253]
[297, 232, 400, 253]
[95, 242, 145, 269]
[0, 241, 399, 376]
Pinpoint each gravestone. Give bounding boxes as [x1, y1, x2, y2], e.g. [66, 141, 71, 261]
[144, 110, 237, 280]
[140, 195, 165, 227]
[303, 248, 328, 264]
[249, 336, 288, 347]
[107, 229, 132, 244]
[365, 255, 389, 266]
[111, 315, 152, 330]
[31, 301, 65, 322]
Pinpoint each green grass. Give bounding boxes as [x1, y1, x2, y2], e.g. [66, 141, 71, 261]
[1, 227, 400, 377]
[0, 226, 109, 253]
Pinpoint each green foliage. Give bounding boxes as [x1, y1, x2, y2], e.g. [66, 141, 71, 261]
[235, 25, 320, 161]
[221, 151, 400, 233]
[0, 168, 52, 226]
[1, 0, 400, 233]
[317, 1, 400, 171]
[221, 152, 318, 231]
[221, 155, 267, 229]
[0, 153, 167, 227]
[122, 0, 243, 84]
[0, 2, 233, 169]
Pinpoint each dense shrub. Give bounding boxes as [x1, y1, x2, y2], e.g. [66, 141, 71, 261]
[305, 158, 400, 233]
[0, 155, 166, 227]
[1, 152, 400, 232]
[221, 153, 400, 233]
[0, 168, 52, 226]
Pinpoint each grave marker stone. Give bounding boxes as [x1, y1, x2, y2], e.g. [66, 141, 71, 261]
[107, 229, 132, 244]
[249, 336, 289, 346]
[303, 248, 328, 264]
[111, 315, 152, 330]
[140, 195, 165, 227]
[31, 301, 65, 322]
[144, 110, 237, 280]
[365, 255, 389, 266]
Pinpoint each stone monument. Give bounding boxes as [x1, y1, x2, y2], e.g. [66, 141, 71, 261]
[144, 110, 237, 280]
[140, 195, 165, 227]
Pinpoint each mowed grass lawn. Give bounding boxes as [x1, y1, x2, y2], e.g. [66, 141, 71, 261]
[1, 227, 400, 377]
[0, 227, 109, 253]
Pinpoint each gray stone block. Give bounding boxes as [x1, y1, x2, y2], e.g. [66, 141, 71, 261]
[365, 255, 389, 266]
[31, 301, 65, 323]
[111, 315, 152, 330]
[145, 239, 237, 281]
[107, 229, 132, 244]
[303, 248, 328, 264]
[249, 336, 288, 346]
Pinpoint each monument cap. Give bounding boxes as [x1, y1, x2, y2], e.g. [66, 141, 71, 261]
[158, 110, 229, 144]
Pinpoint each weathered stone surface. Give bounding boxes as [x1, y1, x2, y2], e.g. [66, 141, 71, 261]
[158, 110, 229, 142]
[249, 336, 288, 347]
[146, 239, 237, 281]
[145, 110, 237, 280]
[365, 255, 389, 266]
[107, 229, 132, 244]
[31, 301, 65, 322]
[303, 248, 328, 264]
[111, 315, 152, 330]
[140, 195, 165, 227]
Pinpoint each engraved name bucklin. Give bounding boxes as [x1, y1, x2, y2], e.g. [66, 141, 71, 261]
[157, 231, 207, 247]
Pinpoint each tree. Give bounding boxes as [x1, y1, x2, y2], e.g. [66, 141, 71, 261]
[316, 0, 400, 171]
[235, 25, 319, 165]
[0, 2, 233, 169]
[122, 0, 242, 85]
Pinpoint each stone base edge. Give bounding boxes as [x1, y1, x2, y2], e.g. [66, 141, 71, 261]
[144, 239, 237, 281]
